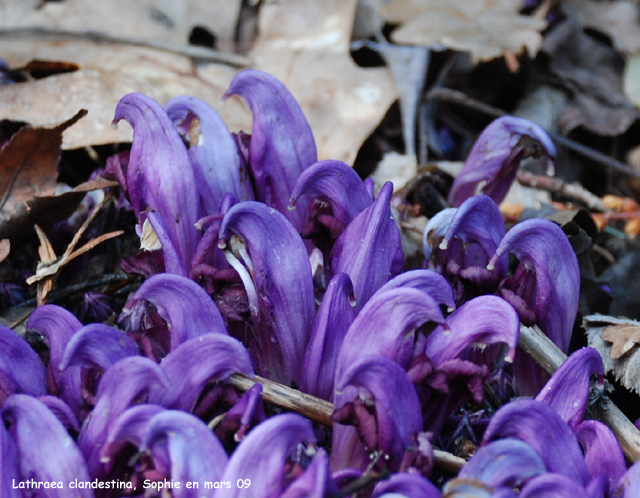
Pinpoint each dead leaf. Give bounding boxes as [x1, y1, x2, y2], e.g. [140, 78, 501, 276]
[251, 0, 398, 164]
[0, 239, 10, 263]
[542, 21, 639, 136]
[563, 0, 640, 55]
[0, 109, 86, 218]
[33, 223, 56, 305]
[378, 0, 547, 64]
[585, 314, 640, 393]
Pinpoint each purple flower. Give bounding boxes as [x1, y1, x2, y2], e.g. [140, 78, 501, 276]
[224, 69, 318, 232]
[219, 201, 315, 385]
[448, 116, 556, 207]
[372, 473, 441, 498]
[332, 182, 403, 311]
[0, 325, 46, 404]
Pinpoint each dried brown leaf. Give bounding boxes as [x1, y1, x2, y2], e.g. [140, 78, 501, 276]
[0, 239, 9, 263]
[379, 0, 547, 63]
[585, 314, 640, 393]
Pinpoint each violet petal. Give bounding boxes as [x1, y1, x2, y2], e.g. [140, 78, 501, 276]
[373, 473, 441, 498]
[459, 439, 547, 488]
[425, 295, 519, 366]
[165, 95, 254, 214]
[618, 459, 640, 497]
[279, 449, 332, 498]
[219, 201, 315, 385]
[0, 417, 20, 498]
[149, 333, 254, 411]
[575, 420, 626, 490]
[126, 273, 228, 350]
[519, 473, 589, 498]
[113, 93, 199, 268]
[482, 399, 590, 486]
[224, 69, 317, 231]
[535, 348, 604, 429]
[448, 116, 556, 207]
[60, 323, 139, 372]
[378, 269, 456, 311]
[141, 410, 229, 494]
[36, 395, 80, 432]
[217, 413, 317, 498]
[302, 272, 355, 400]
[2, 394, 92, 496]
[332, 182, 403, 310]
[147, 211, 190, 277]
[0, 325, 46, 400]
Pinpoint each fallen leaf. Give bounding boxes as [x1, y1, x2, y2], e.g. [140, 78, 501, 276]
[563, 0, 640, 55]
[585, 314, 640, 393]
[378, 0, 547, 64]
[0, 109, 86, 219]
[542, 21, 639, 136]
[0, 239, 10, 263]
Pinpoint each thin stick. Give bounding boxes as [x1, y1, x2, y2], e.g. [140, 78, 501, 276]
[229, 373, 467, 472]
[426, 87, 640, 181]
[0, 27, 249, 68]
[516, 171, 610, 212]
[519, 325, 640, 461]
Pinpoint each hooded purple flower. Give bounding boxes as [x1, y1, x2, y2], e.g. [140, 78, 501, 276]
[224, 69, 318, 232]
[113, 93, 200, 273]
[332, 182, 403, 311]
[0, 325, 46, 404]
[449, 116, 556, 207]
[218, 201, 315, 385]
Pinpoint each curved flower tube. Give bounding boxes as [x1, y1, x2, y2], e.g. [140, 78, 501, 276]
[224, 69, 317, 231]
[165, 95, 254, 214]
[423, 207, 457, 262]
[37, 395, 80, 432]
[332, 182, 403, 311]
[372, 473, 441, 498]
[0, 325, 46, 402]
[26, 304, 84, 416]
[482, 399, 590, 486]
[575, 420, 626, 493]
[141, 410, 229, 495]
[448, 116, 556, 207]
[0, 419, 20, 498]
[2, 394, 93, 497]
[113, 93, 200, 270]
[217, 413, 318, 498]
[535, 348, 604, 429]
[519, 473, 590, 498]
[332, 356, 422, 472]
[302, 273, 356, 400]
[377, 269, 456, 311]
[219, 201, 315, 385]
[279, 449, 333, 498]
[148, 333, 254, 412]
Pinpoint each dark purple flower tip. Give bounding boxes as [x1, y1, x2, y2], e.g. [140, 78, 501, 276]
[334, 356, 422, 470]
[336, 288, 445, 384]
[219, 201, 315, 385]
[425, 295, 519, 366]
[141, 410, 229, 492]
[215, 383, 266, 444]
[448, 116, 556, 207]
[377, 269, 456, 311]
[122, 273, 228, 352]
[302, 272, 355, 400]
[223, 69, 317, 231]
[290, 159, 372, 227]
[78, 356, 170, 477]
[26, 304, 83, 414]
[575, 420, 626, 491]
[482, 399, 590, 486]
[2, 394, 92, 495]
[488, 218, 579, 355]
[165, 95, 254, 214]
[59, 323, 139, 372]
[372, 472, 441, 498]
[332, 182, 403, 311]
[148, 333, 254, 412]
[217, 413, 317, 498]
[113, 93, 200, 269]
[535, 348, 604, 430]
[460, 439, 546, 488]
[37, 395, 80, 432]
[0, 325, 46, 403]
[80, 292, 115, 324]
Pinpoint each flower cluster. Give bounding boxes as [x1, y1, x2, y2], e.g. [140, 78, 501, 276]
[1, 69, 637, 498]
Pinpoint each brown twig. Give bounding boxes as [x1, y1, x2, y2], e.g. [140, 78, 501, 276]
[426, 87, 640, 181]
[0, 27, 249, 67]
[229, 373, 467, 472]
[519, 324, 640, 462]
[516, 171, 610, 212]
